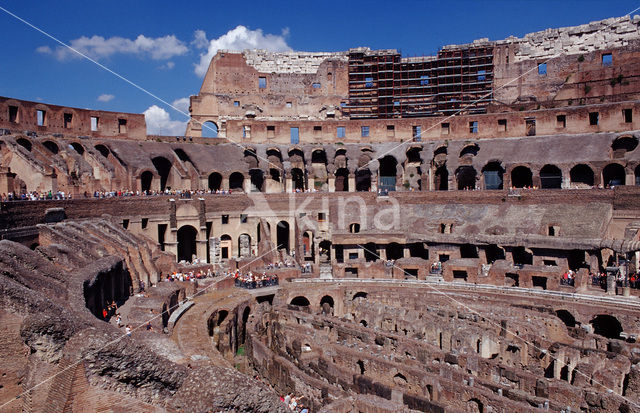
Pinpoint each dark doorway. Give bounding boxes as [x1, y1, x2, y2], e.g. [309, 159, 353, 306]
[482, 162, 504, 190]
[141, 171, 153, 192]
[540, 164, 562, 189]
[456, 166, 477, 190]
[177, 225, 198, 262]
[152, 157, 172, 191]
[335, 168, 349, 191]
[570, 164, 594, 187]
[511, 166, 533, 188]
[277, 221, 290, 252]
[208, 172, 222, 191]
[229, 172, 244, 191]
[602, 163, 626, 187]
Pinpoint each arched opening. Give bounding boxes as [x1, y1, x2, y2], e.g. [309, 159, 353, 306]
[320, 295, 334, 315]
[602, 163, 626, 187]
[540, 164, 562, 189]
[177, 225, 198, 262]
[357, 360, 366, 374]
[482, 162, 504, 190]
[312, 149, 327, 164]
[202, 121, 218, 138]
[435, 165, 448, 190]
[43, 140, 59, 154]
[511, 166, 533, 188]
[94, 144, 109, 158]
[590, 314, 622, 339]
[140, 171, 154, 192]
[16, 138, 32, 152]
[208, 172, 222, 191]
[512, 246, 533, 266]
[220, 234, 232, 259]
[378, 155, 398, 192]
[290, 296, 310, 307]
[570, 164, 594, 187]
[70, 142, 85, 155]
[238, 233, 251, 257]
[363, 242, 378, 262]
[353, 291, 368, 300]
[386, 242, 403, 260]
[152, 156, 172, 191]
[406, 147, 422, 163]
[456, 166, 477, 190]
[291, 168, 305, 191]
[359, 319, 368, 327]
[229, 172, 244, 191]
[408, 242, 428, 259]
[555, 310, 576, 328]
[241, 306, 251, 344]
[243, 148, 259, 169]
[277, 221, 290, 252]
[355, 168, 371, 191]
[612, 136, 638, 153]
[249, 169, 264, 192]
[460, 144, 479, 158]
[466, 398, 484, 413]
[393, 373, 408, 385]
[269, 168, 281, 183]
[349, 223, 360, 233]
[29, 242, 39, 250]
[335, 168, 349, 192]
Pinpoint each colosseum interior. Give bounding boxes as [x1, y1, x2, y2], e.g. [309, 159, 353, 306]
[2, 14, 640, 413]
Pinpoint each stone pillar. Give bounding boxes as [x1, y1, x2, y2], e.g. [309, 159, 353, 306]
[328, 174, 335, 192]
[348, 175, 356, 192]
[244, 177, 251, 193]
[222, 177, 230, 191]
[308, 176, 315, 192]
[196, 239, 208, 262]
[371, 174, 378, 192]
[286, 177, 293, 193]
[210, 237, 221, 265]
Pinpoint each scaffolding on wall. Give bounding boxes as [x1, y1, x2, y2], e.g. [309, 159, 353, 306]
[345, 45, 494, 119]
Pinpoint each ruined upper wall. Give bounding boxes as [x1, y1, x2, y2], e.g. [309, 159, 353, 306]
[241, 49, 347, 74]
[503, 15, 640, 61]
[0, 96, 146, 140]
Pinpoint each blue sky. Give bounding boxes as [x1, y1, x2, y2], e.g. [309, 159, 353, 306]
[0, 0, 638, 134]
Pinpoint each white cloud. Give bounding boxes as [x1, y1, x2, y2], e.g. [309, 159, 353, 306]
[171, 97, 190, 114]
[194, 26, 292, 76]
[144, 105, 188, 136]
[97, 93, 114, 102]
[38, 34, 188, 61]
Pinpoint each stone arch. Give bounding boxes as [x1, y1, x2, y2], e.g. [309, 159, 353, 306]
[555, 309, 576, 328]
[288, 148, 305, 166]
[311, 148, 328, 188]
[465, 398, 483, 413]
[434, 145, 447, 157]
[43, 140, 59, 154]
[511, 165, 533, 188]
[482, 162, 504, 190]
[602, 163, 626, 187]
[94, 144, 109, 158]
[16, 137, 32, 152]
[406, 147, 422, 164]
[540, 164, 562, 189]
[349, 223, 360, 233]
[312, 148, 327, 164]
[435, 165, 448, 190]
[177, 225, 198, 262]
[611, 135, 638, 153]
[320, 295, 334, 315]
[393, 372, 408, 384]
[353, 291, 368, 300]
[220, 234, 232, 259]
[229, 172, 245, 191]
[140, 170, 154, 192]
[302, 231, 314, 258]
[460, 143, 479, 158]
[590, 314, 622, 339]
[289, 296, 310, 307]
[379, 155, 398, 181]
[208, 172, 222, 191]
[151, 156, 172, 191]
[570, 164, 594, 187]
[202, 121, 218, 138]
[69, 142, 85, 155]
[243, 148, 259, 169]
[277, 220, 290, 252]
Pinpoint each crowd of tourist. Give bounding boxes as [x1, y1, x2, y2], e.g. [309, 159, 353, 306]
[429, 261, 443, 274]
[1, 191, 72, 201]
[264, 260, 297, 270]
[233, 269, 279, 289]
[0, 188, 241, 202]
[162, 269, 215, 282]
